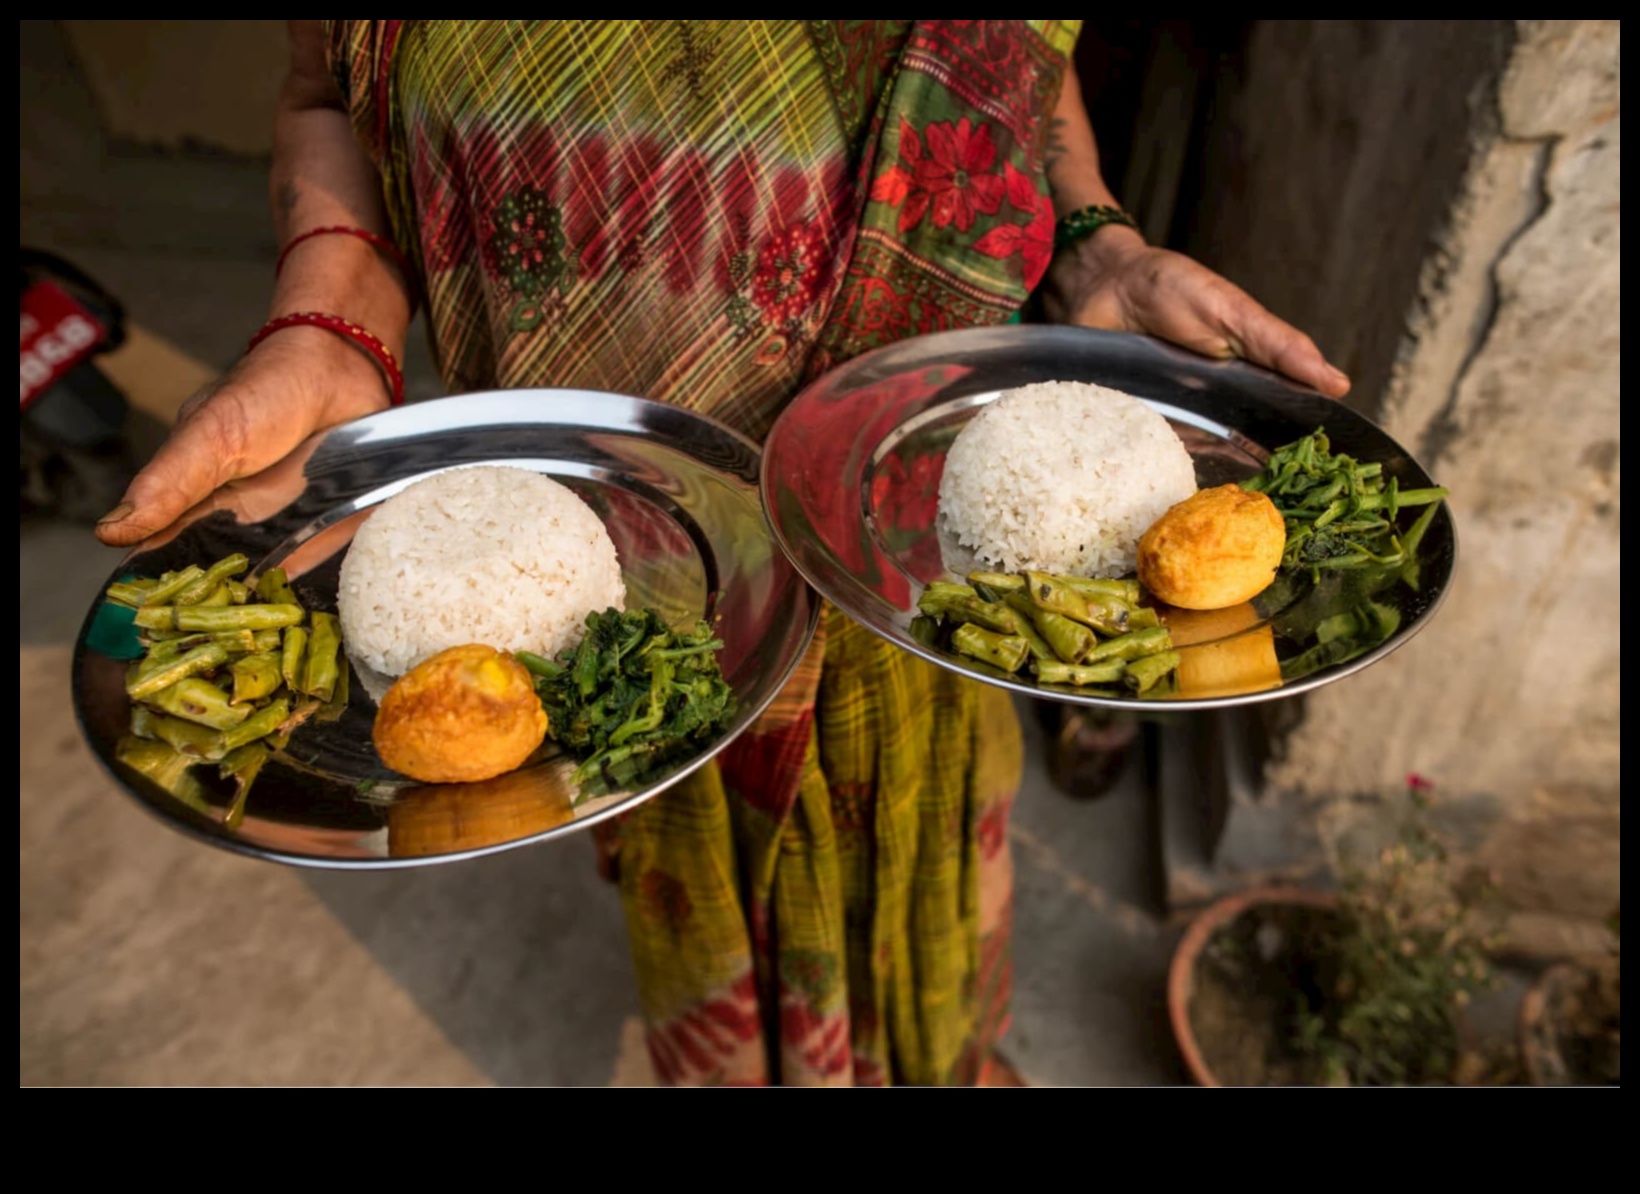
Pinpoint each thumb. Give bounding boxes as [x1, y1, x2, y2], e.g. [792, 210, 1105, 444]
[94, 379, 307, 547]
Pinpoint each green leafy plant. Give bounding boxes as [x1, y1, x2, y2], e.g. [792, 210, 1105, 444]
[1288, 776, 1499, 1086]
[520, 607, 736, 789]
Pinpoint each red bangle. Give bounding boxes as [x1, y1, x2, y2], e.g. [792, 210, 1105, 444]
[277, 226, 418, 303]
[246, 312, 405, 407]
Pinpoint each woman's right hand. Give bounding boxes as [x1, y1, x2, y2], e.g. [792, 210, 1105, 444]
[94, 327, 393, 547]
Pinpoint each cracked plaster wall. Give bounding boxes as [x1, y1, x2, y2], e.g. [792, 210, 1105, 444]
[1185, 21, 1620, 954]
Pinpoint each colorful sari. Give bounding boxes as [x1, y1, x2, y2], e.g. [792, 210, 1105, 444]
[327, 19, 1079, 1085]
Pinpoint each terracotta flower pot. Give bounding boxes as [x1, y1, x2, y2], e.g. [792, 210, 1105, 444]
[1518, 957, 1621, 1087]
[1167, 885, 1339, 1087]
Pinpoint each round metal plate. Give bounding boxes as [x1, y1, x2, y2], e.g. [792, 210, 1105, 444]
[72, 390, 820, 868]
[762, 325, 1455, 711]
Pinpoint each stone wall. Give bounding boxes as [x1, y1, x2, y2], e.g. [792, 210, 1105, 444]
[1184, 21, 1621, 956]
[57, 20, 287, 157]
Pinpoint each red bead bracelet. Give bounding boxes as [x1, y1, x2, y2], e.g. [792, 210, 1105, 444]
[246, 311, 405, 407]
[276, 224, 415, 285]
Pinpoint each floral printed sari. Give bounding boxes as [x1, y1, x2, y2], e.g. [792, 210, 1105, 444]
[328, 19, 1079, 1085]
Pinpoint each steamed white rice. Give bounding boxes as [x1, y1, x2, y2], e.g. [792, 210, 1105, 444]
[337, 465, 625, 678]
[937, 380, 1197, 577]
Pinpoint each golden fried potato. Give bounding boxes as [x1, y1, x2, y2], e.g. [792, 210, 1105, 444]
[1137, 484, 1286, 610]
[372, 644, 548, 784]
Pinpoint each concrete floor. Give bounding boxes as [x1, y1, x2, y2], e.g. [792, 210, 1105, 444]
[19, 20, 1185, 1086]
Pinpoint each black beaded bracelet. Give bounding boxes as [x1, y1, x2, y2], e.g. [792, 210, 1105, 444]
[1053, 204, 1142, 252]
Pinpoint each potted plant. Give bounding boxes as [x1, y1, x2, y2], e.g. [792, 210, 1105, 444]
[1518, 907, 1620, 1086]
[1168, 776, 1503, 1086]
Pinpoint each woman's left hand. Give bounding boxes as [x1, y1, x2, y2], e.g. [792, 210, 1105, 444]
[1039, 225, 1352, 400]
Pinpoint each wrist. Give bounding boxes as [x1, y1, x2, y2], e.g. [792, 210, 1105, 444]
[1045, 223, 1147, 294]
[242, 322, 395, 410]
[1062, 222, 1147, 275]
[270, 234, 412, 358]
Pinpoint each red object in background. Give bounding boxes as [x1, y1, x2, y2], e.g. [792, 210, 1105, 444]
[20, 278, 107, 411]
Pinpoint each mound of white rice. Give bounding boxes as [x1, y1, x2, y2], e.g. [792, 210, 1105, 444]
[937, 380, 1197, 577]
[337, 465, 625, 678]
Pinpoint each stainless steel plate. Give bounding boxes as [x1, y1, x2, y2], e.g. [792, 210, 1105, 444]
[762, 325, 1455, 711]
[72, 390, 819, 868]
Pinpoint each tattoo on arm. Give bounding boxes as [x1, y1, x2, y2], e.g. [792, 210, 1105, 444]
[1043, 117, 1069, 170]
[277, 181, 300, 221]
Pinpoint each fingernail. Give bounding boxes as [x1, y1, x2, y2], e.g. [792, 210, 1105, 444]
[97, 501, 134, 526]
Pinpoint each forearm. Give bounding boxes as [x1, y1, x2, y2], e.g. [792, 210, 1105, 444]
[1044, 63, 1118, 213]
[266, 20, 411, 362]
[1043, 63, 1145, 258]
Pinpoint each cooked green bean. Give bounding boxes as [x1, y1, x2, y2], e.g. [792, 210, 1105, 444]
[965, 571, 1027, 594]
[1060, 576, 1142, 604]
[106, 552, 354, 827]
[916, 590, 1019, 635]
[1077, 592, 1138, 637]
[126, 643, 233, 700]
[254, 566, 300, 606]
[136, 566, 205, 607]
[105, 580, 157, 607]
[174, 603, 305, 633]
[1001, 606, 1056, 662]
[280, 625, 308, 690]
[316, 656, 350, 723]
[1125, 606, 1161, 631]
[921, 569, 1181, 692]
[1023, 571, 1091, 622]
[302, 612, 341, 701]
[1124, 651, 1182, 694]
[139, 632, 226, 666]
[230, 652, 284, 705]
[1087, 627, 1174, 664]
[950, 624, 1030, 673]
[1032, 659, 1127, 686]
[173, 554, 249, 605]
[133, 605, 178, 631]
[148, 676, 253, 730]
[220, 698, 292, 753]
[130, 705, 227, 760]
[1004, 593, 1096, 664]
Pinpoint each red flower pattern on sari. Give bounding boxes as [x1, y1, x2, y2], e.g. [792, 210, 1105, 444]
[750, 222, 831, 327]
[780, 994, 852, 1080]
[647, 972, 764, 1085]
[869, 117, 1007, 234]
[972, 162, 1055, 290]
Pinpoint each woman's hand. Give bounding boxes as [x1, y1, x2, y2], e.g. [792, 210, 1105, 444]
[94, 328, 391, 546]
[1039, 225, 1352, 399]
[96, 20, 411, 549]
